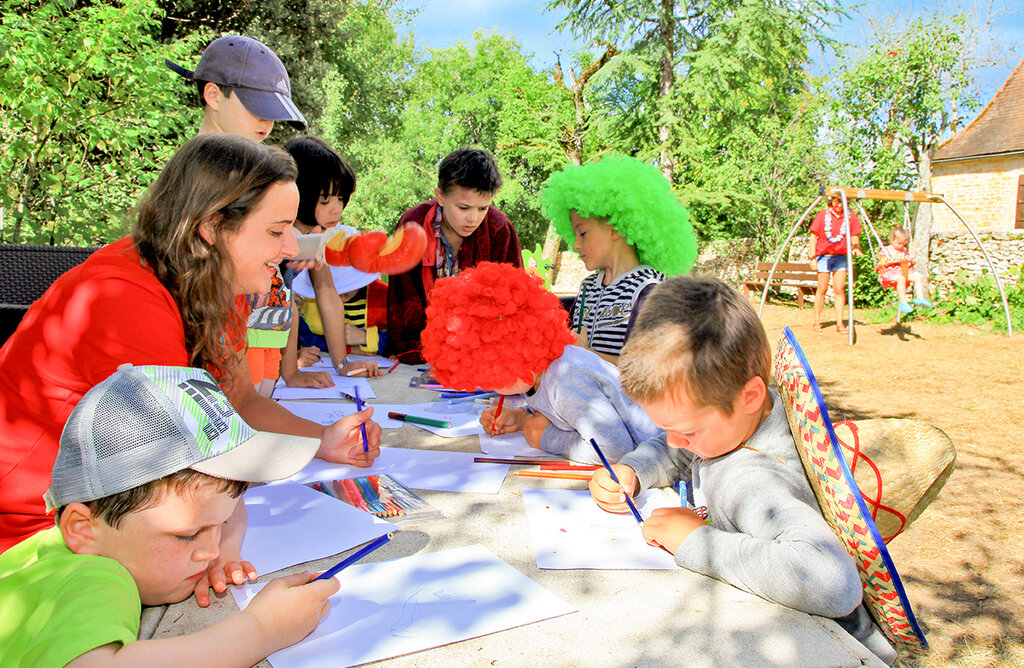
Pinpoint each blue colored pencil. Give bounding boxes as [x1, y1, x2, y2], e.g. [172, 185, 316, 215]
[355, 476, 385, 515]
[312, 533, 393, 581]
[590, 438, 644, 526]
[353, 386, 369, 453]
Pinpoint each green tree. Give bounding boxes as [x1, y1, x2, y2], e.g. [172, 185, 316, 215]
[828, 13, 980, 288]
[0, 0, 200, 245]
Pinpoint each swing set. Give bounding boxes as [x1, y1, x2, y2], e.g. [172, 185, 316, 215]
[757, 186, 1014, 344]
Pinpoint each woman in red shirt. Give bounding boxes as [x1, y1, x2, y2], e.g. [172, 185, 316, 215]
[0, 135, 381, 600]
[808, 195, 863, 333]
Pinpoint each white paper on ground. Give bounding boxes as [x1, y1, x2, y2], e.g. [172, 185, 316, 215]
[521, 488, 681, 570]
[280, 447, 510, 494]
[240, 482, 393, 576]
[273, 376, 375, 401]
[230, 544, 576, 668]
[278, 401, 402, 429]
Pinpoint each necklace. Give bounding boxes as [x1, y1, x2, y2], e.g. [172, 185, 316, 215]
[822, 209, 848, 244]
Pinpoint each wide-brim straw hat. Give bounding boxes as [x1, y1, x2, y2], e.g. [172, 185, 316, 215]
[772, 326, 956, 652]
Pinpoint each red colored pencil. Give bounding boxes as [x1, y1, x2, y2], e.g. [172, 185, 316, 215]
[517, 470, 593, 481]
[491, 395, 505, 435]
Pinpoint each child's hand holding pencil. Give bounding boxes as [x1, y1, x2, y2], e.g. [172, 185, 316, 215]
[480, 405, 527, 436]
[588, 463, 640, 515]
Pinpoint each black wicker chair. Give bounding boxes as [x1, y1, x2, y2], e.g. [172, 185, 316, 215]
[0, 244, 99, 344]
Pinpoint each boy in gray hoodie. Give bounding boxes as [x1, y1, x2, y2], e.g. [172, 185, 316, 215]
[589, 276, 896, 664]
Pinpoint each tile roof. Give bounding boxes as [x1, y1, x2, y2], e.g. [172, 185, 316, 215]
[934, 58, 1024, 162]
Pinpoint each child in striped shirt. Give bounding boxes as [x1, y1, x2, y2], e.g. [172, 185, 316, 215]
[541, 155, 696, 364]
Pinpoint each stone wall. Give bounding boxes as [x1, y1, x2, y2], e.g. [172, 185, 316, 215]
[929, 230, 1024, 294]
[931, 153, 1024, 233]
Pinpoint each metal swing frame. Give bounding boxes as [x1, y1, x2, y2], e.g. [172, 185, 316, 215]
[757, 186, 1013, 343]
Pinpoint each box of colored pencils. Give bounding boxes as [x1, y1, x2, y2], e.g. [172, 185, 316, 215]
[306, 474, 443, 523]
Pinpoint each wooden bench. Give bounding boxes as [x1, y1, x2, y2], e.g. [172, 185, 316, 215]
[740, 261, 818, 308]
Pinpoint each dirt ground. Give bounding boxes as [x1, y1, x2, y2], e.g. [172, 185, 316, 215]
[756, 303, 1024, 667]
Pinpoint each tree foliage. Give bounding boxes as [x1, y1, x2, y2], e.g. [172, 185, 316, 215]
[0, 0, 200, 245]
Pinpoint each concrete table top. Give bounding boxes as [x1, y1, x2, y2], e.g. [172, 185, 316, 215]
[148, 363, 884, 668]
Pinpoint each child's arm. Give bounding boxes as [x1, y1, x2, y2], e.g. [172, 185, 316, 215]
[66, 571, 339, 668]
[307, 266, 351, 370]
[480, 406, 527, 435]
[529, 366, 650, 463]
[671, 470, 862, 618]
[279, 304, 334, 388]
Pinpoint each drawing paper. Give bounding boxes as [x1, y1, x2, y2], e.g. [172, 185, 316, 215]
[281, 447, 510, 495]
[278, 401, 402, 429]
[476, 428, 546, 458]
[273, 375, 376, 401]
[240, 482, 393, 576]
[522, 488, 682, 570]
[230, 544, 576, 668]
[307, 354, 394, 371]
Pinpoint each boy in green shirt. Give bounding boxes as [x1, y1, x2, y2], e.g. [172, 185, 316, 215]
[0, 364, 337, 667]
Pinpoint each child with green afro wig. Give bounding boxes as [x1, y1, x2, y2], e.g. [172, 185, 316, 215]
[540, 154, 697, 364]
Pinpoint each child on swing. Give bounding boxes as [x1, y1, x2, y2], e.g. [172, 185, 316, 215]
[876, 226, 932, 314]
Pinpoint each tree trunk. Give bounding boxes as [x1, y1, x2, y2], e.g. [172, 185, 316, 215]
[912, 148, 933, 295]
[657, 0, 675, 182]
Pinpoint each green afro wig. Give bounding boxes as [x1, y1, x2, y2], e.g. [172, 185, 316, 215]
[540, 155, 697, 277]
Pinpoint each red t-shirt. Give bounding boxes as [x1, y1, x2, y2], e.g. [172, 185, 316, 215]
[0, 238, 190, 551]
[810, 208, 862, 257]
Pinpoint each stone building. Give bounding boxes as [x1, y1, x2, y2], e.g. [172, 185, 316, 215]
[931, 58, 1024, 233]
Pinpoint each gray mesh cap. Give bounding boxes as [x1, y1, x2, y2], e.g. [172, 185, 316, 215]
[45, 364, 320, 509]
[165, 35, 307, 131]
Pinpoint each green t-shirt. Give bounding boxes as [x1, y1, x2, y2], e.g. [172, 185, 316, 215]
[0, 527, 141, 667]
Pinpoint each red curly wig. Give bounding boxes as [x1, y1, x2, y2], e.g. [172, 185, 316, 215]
[422, 262, 576, 391]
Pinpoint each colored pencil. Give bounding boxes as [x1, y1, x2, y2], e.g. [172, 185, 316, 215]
[313, 533, 393, 581]
[386, 361, 400, 374]
[473, 457, 563, 465]
[387, 411, 451, 429]
[575, 283, 587, 332]
[517, 471, 593, 481]
[491, 395, 505, 435]
[353, 386, 369, 453]
[439, 390, 488, 398]
[447, 391, 497, 405]
[539, 463, 601, 471]
[346, 368, 368, 376]
[356, 477, 385, 515]
[590, 438, 645, 526]
[343, 478, 370, 513]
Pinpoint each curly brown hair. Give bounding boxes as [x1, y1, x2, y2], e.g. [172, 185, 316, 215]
[134, 134, 297, 374]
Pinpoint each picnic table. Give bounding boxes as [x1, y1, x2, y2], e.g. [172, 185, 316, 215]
[146, 363, 884, 668]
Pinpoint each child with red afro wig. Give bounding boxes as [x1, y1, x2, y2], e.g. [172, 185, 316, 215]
[422, 262, 661, 463]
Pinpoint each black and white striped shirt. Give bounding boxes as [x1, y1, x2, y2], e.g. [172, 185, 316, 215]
[571, 266, 664, 357]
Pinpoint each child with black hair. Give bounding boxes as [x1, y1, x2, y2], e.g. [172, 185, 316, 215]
[386, 148, 524, 364]
[541, 155, 696, 364]
[282, 136, 387, 377]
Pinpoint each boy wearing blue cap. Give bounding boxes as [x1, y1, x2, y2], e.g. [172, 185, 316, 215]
[166, 34, 308, 142]
[0, 365, 337, 666]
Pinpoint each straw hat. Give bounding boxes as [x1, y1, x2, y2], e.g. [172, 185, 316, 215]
[772, 326, 956, 652]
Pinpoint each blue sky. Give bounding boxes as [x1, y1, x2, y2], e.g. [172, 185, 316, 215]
[398, 0, 1022, 104]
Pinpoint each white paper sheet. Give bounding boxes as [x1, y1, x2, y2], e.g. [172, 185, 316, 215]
[382, 401, 483, 438]
[240, 482, 394, 576]
[278, 401, 403, 429]
[280, 447, 510, 494]
[273, 376, 375, 400]
[476, 427, 546, 458]
[522, 488, 681, 570]
[230, 545, 576, 668]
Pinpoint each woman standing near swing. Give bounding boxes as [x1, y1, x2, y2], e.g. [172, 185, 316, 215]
[808, 195, 862, 333]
